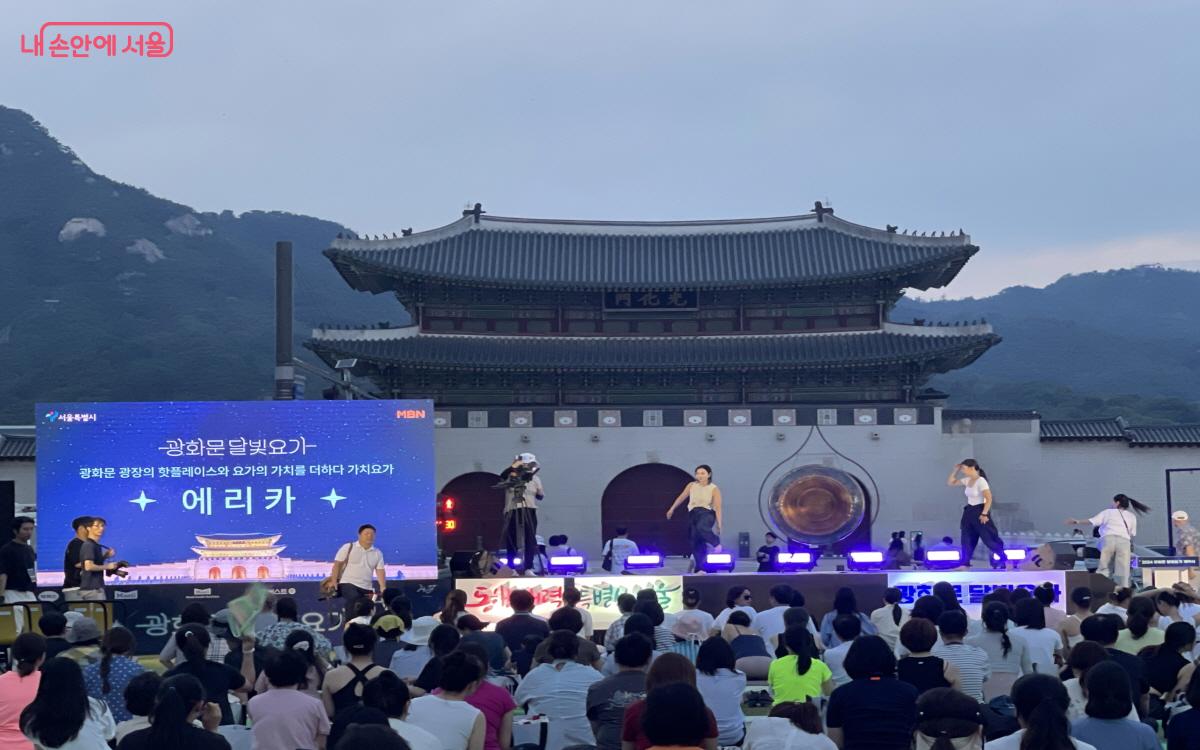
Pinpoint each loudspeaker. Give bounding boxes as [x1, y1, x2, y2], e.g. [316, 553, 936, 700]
[1018, 543, 1074, 571]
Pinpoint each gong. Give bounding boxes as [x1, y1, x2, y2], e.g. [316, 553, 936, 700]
[766, 464, 867, 545]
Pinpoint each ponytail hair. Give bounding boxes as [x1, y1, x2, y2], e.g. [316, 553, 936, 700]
[149, 674, 206, 746]
[961, 458, 987, 480]
[99, 626, 135, 694]
[284, 628, 323, 688]
[1114, 494, 1151, 515]
[981, 602, 1013, 658]
[1011, 674, 1074, 750]
[1109, 587, 1133, 606]
[439, 589, 467, 625]
[174, 623, 210, 666]
[783, 626, 814, 675]
[884, 588, 903, 626]
[12, 633, 45, 678]
[1126, 596, 1156, 639]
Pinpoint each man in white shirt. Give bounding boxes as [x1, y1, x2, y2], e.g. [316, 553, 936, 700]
[823, 615, 862, 687]
[752, 584, 801, 649]
[330, 524, 387, 618]
[601, 528, 639, 573]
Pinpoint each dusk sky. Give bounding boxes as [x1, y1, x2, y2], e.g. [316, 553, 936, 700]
[4, 1, 1198, 298]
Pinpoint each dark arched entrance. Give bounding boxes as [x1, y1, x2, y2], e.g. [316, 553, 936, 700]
[601, 464, 694, 556]
[440, 472, 504, 554]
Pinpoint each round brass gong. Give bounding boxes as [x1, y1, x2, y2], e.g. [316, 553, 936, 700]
[766, 464, 866, 545]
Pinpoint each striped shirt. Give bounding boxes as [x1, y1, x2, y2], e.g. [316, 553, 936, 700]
[932, 641, 991, 701]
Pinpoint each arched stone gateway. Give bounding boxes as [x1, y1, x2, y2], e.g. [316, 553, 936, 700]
[601, 463, 695, 556]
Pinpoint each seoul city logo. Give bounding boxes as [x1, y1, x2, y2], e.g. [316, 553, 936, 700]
[44, 410, 59, 422]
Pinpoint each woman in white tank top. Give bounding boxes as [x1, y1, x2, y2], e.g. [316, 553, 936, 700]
[666, 465, 723, 572]
[947, 459, 1006, 567]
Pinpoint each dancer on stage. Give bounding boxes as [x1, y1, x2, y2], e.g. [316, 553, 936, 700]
[947, 459, 1005, 567]
[1066, 493, 1149, 587]
[666, 464, 722, 573]
[500, 453, 543, 576]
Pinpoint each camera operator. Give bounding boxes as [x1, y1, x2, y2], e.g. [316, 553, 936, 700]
[500, 452, 544, 576]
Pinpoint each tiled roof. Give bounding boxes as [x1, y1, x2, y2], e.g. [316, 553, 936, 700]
[325, 212, 978, 292]
[1040, 418, 1128, 441]
[307, 326, 1000, 372]
[1125, 425, 1200, 447]
[0, 433, 35, 460]
[943, 409, 1040, 421]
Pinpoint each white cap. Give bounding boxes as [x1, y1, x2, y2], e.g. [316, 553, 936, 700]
[1173, 510, 1190, 521]
[516, 452, 537, 464]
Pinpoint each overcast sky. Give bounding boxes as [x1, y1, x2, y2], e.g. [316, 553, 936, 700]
[5, 1, 1198, 298]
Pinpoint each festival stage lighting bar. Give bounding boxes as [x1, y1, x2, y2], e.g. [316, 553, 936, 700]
[497, 557, 522, 568]
[924, 549, 963, 570]
[846, 550, 884, 571]
[548, 555, 587, 574]
[776, 551, 817, 571]
[623, 554, 663, 570]
[702, 552, 736, 573]
[992, 548, 1028, 568]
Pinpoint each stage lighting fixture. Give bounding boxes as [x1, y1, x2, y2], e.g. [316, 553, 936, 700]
[924, 549, 963, 570]
[776, 551, 818, 572]
[700, 552, 736, 573]
[991, 548, 1027, 568]
[497, 556, 522, 568]
[623, 553, 663, 570]
[548, 555, 588, 574]
[846, 550, 884, 571]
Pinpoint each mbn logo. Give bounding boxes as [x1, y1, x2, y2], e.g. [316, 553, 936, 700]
[396, 409, 427, 419]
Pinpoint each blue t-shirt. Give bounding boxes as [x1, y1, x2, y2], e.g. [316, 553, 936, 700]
[84, 655, 147, 722]
[1071, 717, 1158, 750]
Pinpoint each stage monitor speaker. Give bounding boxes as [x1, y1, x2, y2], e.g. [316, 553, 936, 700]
[0, 482, 13, 544]
[1018, 543, 1075, 571]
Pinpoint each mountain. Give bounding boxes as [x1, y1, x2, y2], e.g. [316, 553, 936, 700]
[1, 104, 1197, 424]
[0, 106, 397, 422]
[893, 266, 1200, 421]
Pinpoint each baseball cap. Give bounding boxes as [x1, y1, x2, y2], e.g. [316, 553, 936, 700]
[1173, 511, 1190, 521]
[67, 617, 102, 644]
[403, 616, 439, 646]
[516, 453, 537, 464]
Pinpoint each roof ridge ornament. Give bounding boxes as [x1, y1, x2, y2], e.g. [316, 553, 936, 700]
[462, 202, 485, 224]
[813, 201, 834, 223]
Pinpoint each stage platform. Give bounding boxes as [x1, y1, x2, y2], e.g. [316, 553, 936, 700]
[39, 568, 1109, 655]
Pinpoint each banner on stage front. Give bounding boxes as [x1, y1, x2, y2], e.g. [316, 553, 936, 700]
[576, 575, 684, 628]
[461, 577, 566, 624]
[887, 570, 1066, 619]
[36, 400, 436, 585]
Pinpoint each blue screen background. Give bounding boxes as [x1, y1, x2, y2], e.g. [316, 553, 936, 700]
[35, 400, 435, 579]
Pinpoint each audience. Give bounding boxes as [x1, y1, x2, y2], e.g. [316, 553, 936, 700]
[670, 611, 710, 662]
[767, 626, 832, 706]
[772, 607, 819, 657]
[365, 671, 440, 750]
[164, 624, 252, 726]
[0, 633, 44, 747]
[390, 616, 439, 679]
[1034, 582, 1068, 630]
[826, 635, 917, 749]
[694, 636, 746, 746]
[742, 701, 834, 750]
[931, 582, 974, 634]
[604, 594, 638, 651]
[116, 673, 226, 750]
[967, 601, 1030, 699]
[987, 673, 1096, 750]
[897, 618, 960, 694]
[494, 590, 549, 654]
[321, 623, 386, 717]
[909, 595, 946, 627]
[1071, 661, 1159, 750]
[1059, 586, 1095, 651]
[515, 630, 602, 749]
[752, 585, 798, 648]
[932, 610, 990, 701]
[1166, 668, 1200, 750]
[21, 657, 116, 749]
[634, 599, 676, 652]
[412, 624, 462, 695]
[639, 683, 711, 750]
[563, 587, 595, 638]
[408, 651, 486, 750]
[113, 672, 160, 744]
[912, 687, 984, 750]
[247, 650, 331, 750]
[712, 587, 756, 631]
[440, 590, 469, 626]
[1146, 620, 1196, 697]
[588, 634, 652, 750]
[621, 653, 718, 750]
[1080, 613, 1149, 716]
[450, 642, 517, 750]
[681, 587, 715, 635]
[819, 587, 877, 648]
[457, 616, 511, 683]
[37, 612, 71, 660]
[1113, 596, 1164, 656]
[601, 613, 663, 676]
[533, 607, 603, 668]
[255, 628, 326, 699]
[724, 610, 774, 679]
[61, 618, 103, 665]
[83, 626, 146, 724]
[869, 588, 910, 653]
[822, 615, 862, 687]
[1063, 640, 1136, 721]
[256, 597, 333, 655]
[335, 724, 408, 750]
[157, 604, 219, 668]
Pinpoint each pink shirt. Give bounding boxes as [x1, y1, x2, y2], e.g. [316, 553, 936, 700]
[436, 681, 516, 750]
[0, 671, 39, 750]
[247, 687, 330, 750]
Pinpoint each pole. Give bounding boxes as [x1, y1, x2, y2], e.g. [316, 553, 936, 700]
[274, 241, 294, 400]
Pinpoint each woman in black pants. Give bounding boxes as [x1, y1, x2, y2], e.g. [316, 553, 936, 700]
[948, 459, 1006, 567]
[665, 464, 723, 572]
